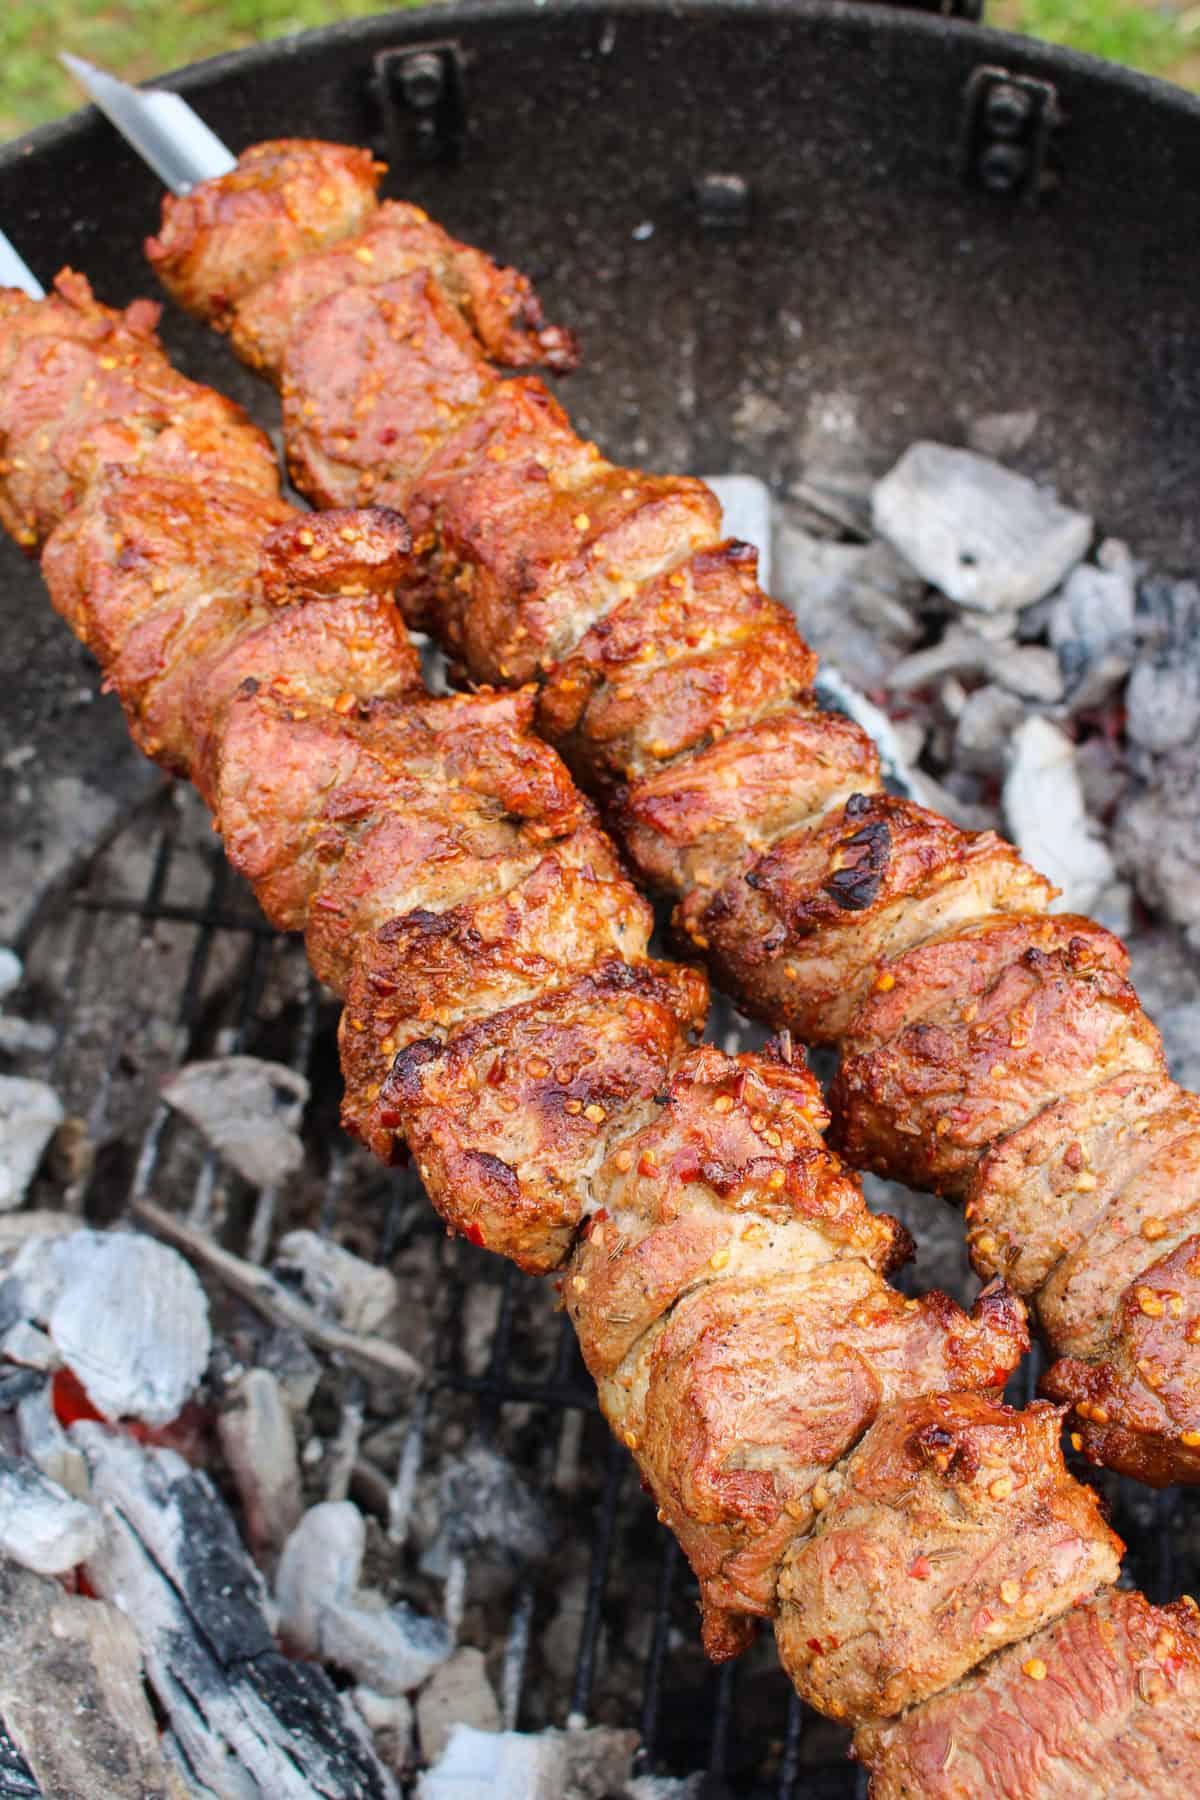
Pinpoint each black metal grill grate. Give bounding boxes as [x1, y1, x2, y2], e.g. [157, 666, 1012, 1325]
[11, 782, 1196, 1798]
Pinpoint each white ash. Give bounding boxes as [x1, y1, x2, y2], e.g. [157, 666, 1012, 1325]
[417, 1724, 568, 1800]
[355, 1688, 414, 1777]
[1125, 575, 1200, 754]
[257, 1326, 323, 1414]
[0, 1319, 58, 1371]
[0, 1556, 190, 1800]
[1049, 540, 1137, 709]
[953, 684, 1028, 778]
[1157, 1004, 1200, 1091]
[872, 441, 1092, 615]
[0, 950, 20, 1002]
[273, 1230, 400, 1336]
[74, 1425, 399, 1800]
[276, 1500, 453, 1695]
[888, 624, 1064, 704]
[417, 1723, 639, 1800]
[1115, 746, 1200, 950]
[17, 1381, 88, 1498]
[162, 1055, 309, 1188]
[0, 1017, 56, 1059]
[0, 1074, 64, 1211]
[1004, 717, 1116, 915]
[774, 515, 922, 691]
[8, 1228, 210, 1426]
[417, 1648, 500, 1762]
[625, 1781, 705, 1800]
[217, 1366, 303, 1556]
[418, 1442, 555, 1577]
[0, 1452, 101, 1574]
[966, 407, 1039, 459]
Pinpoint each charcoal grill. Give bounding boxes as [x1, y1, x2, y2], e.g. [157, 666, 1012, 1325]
[1, 3, 1198, 1794]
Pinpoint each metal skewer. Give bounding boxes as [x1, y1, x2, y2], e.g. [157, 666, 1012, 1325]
[59, 52, 235, 196]
[0, 231, 44, 299]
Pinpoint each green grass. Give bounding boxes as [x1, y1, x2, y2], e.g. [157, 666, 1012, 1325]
[995, 0, 1199, 82]
[1, 0, 1197, 141]
[0, 0, 431, 140]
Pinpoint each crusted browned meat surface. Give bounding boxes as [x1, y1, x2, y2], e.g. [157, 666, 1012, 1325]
[149, 137, 1200, 1487]
[681, 798, 1053, 1046]
[856, 1588, 1200, 1798]
[0, 272, 277, 548]
[776, 1395, 1120, 1724]
[145, 139, 382, 328]
[14, 264, 1131, 1789]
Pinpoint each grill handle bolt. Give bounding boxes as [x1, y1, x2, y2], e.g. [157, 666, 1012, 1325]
[399, 51, 445, 111]
[979, 140, 1031, 193]
[984, 81, 1035, 139]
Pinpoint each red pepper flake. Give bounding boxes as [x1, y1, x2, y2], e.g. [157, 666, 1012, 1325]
[807, 1637, 824, 1655]
[464, 1221, 487, 1248]
[909, 1555, 932, 1580]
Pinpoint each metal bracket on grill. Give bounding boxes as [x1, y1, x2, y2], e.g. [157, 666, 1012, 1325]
[961, 65, 1062, 201]
[371, 42, 466, 167]
[881, 0, 984, 14]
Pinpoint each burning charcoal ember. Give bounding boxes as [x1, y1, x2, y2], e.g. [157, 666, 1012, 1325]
[135, 1199, 423, 1386]
[416, 1649, 500, 1762]
[1004, 716, 1116, 914]
[161, 1055, 309, 1188]
[277, 1500, 453, 1694]
[0, 1454, 100, 1574]
[420, 1444, 555, 1577]
[1115, 746, 1200, 949]
[872, 442, 1093, 614]
[1125, 575, 1200, 753]
[1049, 541, 1137, 710]
[273, 1230, 400, 1336]
[216, 1366, 303, 1555]
[0, 1078, 63, 1211]
[775, 515, 921, 691]
[416, 1724, 568, 1800]
[8, 1229, 210, 1426]
[16, 1384, 88, 1499]
[0, 1557, 188, 1800]
[965, 408, 1039, 459]
[74, 1425, 399, 1799]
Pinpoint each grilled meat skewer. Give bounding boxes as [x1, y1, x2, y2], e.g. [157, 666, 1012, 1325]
[3, 263, 1197, 1795]
[150, 137, 1200, 1488]
[1, 256, 1195, 1795]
